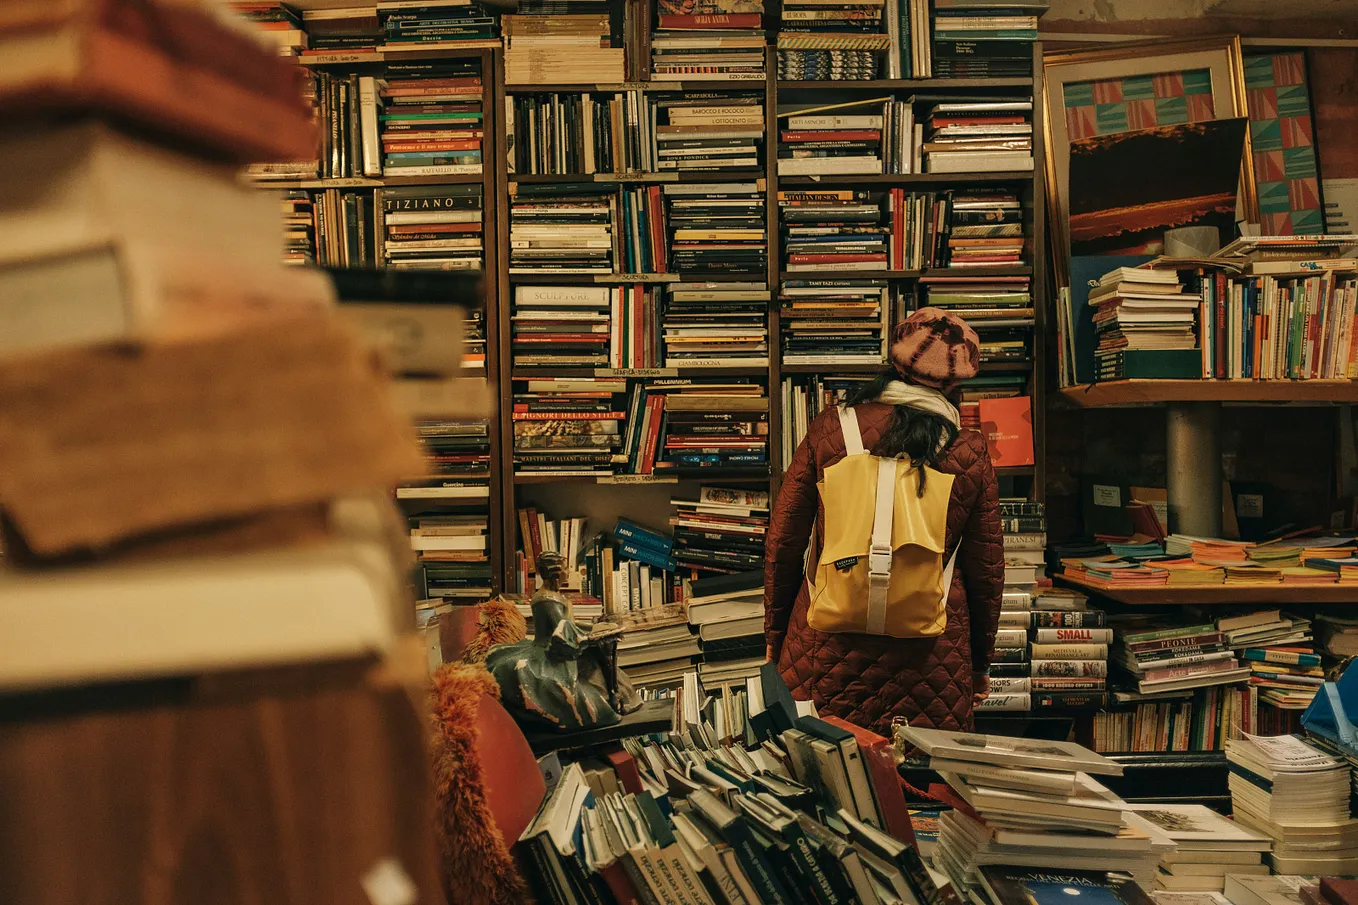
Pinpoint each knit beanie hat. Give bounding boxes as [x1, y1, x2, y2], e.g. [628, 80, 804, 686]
[888, 307, 981, 391]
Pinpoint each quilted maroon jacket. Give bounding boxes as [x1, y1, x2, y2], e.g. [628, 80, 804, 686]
[764, 401, 1004, 735]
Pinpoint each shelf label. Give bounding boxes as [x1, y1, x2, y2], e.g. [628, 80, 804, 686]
[312, 177, 379, 188]
[595, 82, 679, 91]
[594, 368, 679, 377]
[597, 474, 679, 485]
[593, 172, 679, 183]
[595, 273, 681, 283]
[301, 52, 384, 66]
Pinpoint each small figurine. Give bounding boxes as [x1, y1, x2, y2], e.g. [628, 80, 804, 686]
[485, 552, 639, 731]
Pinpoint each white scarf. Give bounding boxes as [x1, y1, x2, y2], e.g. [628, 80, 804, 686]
[876, 380, 961, 432]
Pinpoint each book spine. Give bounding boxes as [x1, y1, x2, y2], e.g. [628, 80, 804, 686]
[1029, 643, 1108, 660]
[1032, 628, 1113, 643]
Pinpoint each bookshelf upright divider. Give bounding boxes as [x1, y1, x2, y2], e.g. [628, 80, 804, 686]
[764, 44, 784, 498]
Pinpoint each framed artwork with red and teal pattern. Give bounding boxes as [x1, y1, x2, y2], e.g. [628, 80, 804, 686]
[1243, 51, 1324, 235]
[1043, 36, 1254, 286]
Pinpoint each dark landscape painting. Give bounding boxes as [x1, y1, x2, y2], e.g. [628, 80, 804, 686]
[1067, 117, 1248, 256]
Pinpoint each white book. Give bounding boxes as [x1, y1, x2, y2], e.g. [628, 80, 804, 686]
[779, 157, 882, 175]
[0, 538, 402, 691]
[358, 75, 383, 177]
[926, 153, 1034, 173]
[409, 534, 487, 552]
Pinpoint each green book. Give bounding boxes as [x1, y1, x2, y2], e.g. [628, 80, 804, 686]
[1095, 349, 1202, 379]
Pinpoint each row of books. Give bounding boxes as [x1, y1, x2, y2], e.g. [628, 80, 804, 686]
[1088, 256, 1358, 381]
[292, 3, 499, 63]
[508, 182, 766, 276]
[778, 189, 1028, 272]
[511, 378, 769, 478]
[508, 91, 764, 175]
[242, 0, 1042, 81]
[278, 183, 485, 271]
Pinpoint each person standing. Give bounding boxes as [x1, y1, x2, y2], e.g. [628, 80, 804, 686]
[763, 308, 1005, 735]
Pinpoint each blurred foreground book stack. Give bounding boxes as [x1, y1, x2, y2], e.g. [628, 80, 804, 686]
[0, 2, 446, 901]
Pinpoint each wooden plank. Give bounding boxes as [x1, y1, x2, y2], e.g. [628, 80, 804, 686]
[1060, 573, 1358, 605]
[0, 663, 442, 905]
[1059, 380, 1358, 408]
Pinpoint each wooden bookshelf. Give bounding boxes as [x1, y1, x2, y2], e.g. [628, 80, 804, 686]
[266, 21, 1050, 592]
[1059, 573, 1358, 605]
[1060, 379, 1358, 408]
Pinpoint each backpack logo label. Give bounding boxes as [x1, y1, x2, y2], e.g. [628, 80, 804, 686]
[833, 556, 859, 572]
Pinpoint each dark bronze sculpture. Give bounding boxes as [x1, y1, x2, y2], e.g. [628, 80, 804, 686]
[485, 552, 640, 731]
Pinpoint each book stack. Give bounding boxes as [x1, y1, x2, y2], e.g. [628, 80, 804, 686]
[377, 184, 484, 271]
[509, 184, 615, 275]
[664, 183, 766, 277]
[281, 190, 315, 265]
[686, 570, 766, 677]
[1316, 612, 1358, 659]
[651, 1, 768, 81]
[662, 283, 772, 368]
[0, 0, 421, 693]
[898, 727, 1167, 898]
[931, 0, 1044, 79]
[780, 374, 873, 463]
[509, 90, 651, 175]
[619, 185, 668, 274]
[503, 6, 625, 84]
[377, 59, 485, 177]
[780, 189, 888, 272]
[1113, 617, 1249, 695]
[511, 285, 612, 368]
[1226, 733, 1358, 876]
[1091, 267, 1201, 381]
[778, 99, 886, 175]
[230, 2, 307, 56]
[409, 504, 492, 602]
[943, 191, 1027, 268]
[776, 1, 888, 81]
[403, 425, 493, 602]
[378, 1, 498, 53]
[671, 487, 770, 576]
[511, 377, 628, 478]
[1122, 803, 1270, 894]
[923, 99, 1034, 173]
[654, 93, 764, 171]
[657, 384, 770, 474]
[1024, 558, 1109, 715]
[613, 605, 702, 687]
[779, 109, 884, 176]
[300, 7, 382, 62]
[780, 280, 889, 366]
[1216, 609, 1322, 731]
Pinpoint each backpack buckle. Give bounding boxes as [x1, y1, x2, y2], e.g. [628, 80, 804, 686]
[868, 543, 893, 576]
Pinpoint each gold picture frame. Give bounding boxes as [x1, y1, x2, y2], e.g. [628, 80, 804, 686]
[1042, 35, 1257, 289]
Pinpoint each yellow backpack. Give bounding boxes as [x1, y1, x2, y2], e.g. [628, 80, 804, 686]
[806, 405, 957, 638]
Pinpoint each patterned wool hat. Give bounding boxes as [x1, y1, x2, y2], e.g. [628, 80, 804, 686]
[888, 307, 981, 391]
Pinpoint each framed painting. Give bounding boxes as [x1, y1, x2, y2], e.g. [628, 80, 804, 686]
[1043, 36, 1256, 287]
[1243, 50, 1324, 235]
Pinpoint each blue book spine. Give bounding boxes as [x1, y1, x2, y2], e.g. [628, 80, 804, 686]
[618, 542, 676, 573]
[615, 520, 673, 556]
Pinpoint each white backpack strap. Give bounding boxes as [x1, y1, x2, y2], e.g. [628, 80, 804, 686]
[865, 457, 896, 635]
[838, 405, 866, 456]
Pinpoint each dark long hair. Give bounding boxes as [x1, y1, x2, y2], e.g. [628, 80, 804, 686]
[846, 369, 959, 496]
